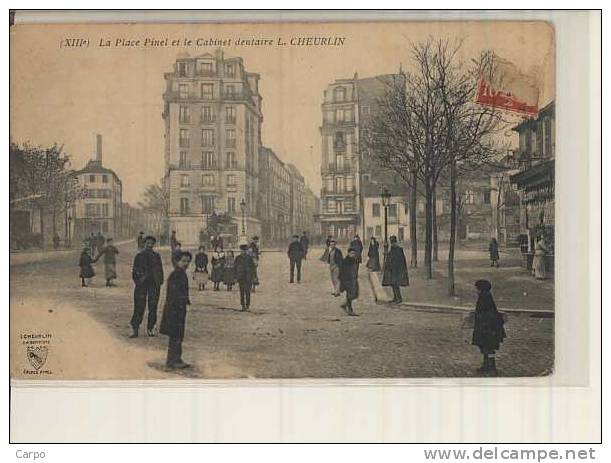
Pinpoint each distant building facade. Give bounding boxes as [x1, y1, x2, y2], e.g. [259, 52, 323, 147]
[258, 146, 291, 242]
[510, 101, 555, 260]
[73, 135, 123, 242]
[163, 50, 263, 245]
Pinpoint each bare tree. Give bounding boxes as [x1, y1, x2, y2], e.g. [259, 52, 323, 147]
[138, 180, 169, 237]
[10, 142, 84, 249]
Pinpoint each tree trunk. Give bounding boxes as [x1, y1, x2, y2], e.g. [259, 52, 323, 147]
[410, 170, 418, 268]
[39, 205, 45, 250]
[448, 160, 457, 296]
[424, 180, 433, 279]
[432, 186, 438, 262]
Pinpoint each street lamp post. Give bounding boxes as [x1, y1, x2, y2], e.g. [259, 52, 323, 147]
[381, 186, 391, 284]
[240, 198, 246, 237]
[67, 215, 72, 248]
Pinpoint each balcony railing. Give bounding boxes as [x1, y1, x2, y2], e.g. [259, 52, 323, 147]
[222, 92, 243, 100]
[200, 116, 216, 124]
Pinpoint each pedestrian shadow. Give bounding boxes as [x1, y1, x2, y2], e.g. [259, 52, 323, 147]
[147, 361, 202, 378]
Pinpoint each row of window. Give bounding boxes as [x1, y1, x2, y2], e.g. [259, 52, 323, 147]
[518, 116, 554, 158]
[325, 198, 355, 214]
[179, 105, 237, 124]
[179, 196, 239, 215]
[324, 108, 355, 123]
[180, 173, 238, 188]
[85, 203, 110, 218]
[179, 128, 236, 148]
[178, 151, 238, 169]
[86, 174, 110, 183]
[84, 189, 112, 199]
[177, 61, 237, 78]
[176, 82, 241, 100]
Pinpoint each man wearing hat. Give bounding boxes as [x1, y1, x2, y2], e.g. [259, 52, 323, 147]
[287, 235, 305, 283]
[234, 240, 256, 311]
[130, 235, 164, 337]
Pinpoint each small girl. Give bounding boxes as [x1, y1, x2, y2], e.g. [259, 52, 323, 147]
[223, 250, 236, 291]
[488, 237, 500, 268]
[193, 246, 209, 291]
[472, 279, 506, 374]
[78, 247, 95, 287]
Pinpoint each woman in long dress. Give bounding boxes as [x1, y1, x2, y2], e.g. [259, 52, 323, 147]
[78, 248, 95, 287]
[532, 237, 548, 280]
[366, 237, 381, 271]
[210, 246, 225, 291]
[223, 250, 236, 291]
[472, 279, 506, 374]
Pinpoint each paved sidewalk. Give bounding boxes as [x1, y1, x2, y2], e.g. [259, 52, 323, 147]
[10, 239, 135, 266]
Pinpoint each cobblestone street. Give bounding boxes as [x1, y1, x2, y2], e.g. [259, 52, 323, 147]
[10, 242, 554, 379]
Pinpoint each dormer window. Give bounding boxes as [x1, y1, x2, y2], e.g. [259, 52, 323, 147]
[225, 63, 236, 77]
[334, 86, 346, 102]
[177, 62, 187, 77]
[201, 61, 213, 73]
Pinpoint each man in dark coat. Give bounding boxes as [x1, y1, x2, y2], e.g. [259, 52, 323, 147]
[339, 248, 359, 316]
[349, 234, 364, 274]
[472, 279, 506, 374]
[299, 231, 310, 260]
[160, 250, 192, 369]
[287, 235, 305, 283]
[137, 231, 145, 250]
[235, 243, 256, 311]
[130, 236, 164, 338]
[171, 242, 182, 268]
[383, 235, 409, 303]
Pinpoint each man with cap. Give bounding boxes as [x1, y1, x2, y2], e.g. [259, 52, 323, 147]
[287, 235, 305, 283]
[383, 235, 409, 303]
[130, 235, 164, 337]
[234, 240, 256, 312]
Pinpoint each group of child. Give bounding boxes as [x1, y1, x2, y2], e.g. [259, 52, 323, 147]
[78, 238, 120, 287]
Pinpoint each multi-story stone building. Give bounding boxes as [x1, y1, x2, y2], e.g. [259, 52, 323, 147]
[258, 146, 291, 242]
[319, 73, 399, 241]
[303, 186, 322, 239]
[286, 163, 307, 235]
[73, 135, 123, 242]
[510, 101, 555, 261]
[163, 50, 262, 244]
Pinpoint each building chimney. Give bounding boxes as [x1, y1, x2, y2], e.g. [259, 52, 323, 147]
[96, 134, 102, 163]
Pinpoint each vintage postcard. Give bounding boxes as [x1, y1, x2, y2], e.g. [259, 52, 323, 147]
[10, 20, 556, 381]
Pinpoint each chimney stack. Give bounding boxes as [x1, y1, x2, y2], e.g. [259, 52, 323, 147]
[96, 134, 102, 163]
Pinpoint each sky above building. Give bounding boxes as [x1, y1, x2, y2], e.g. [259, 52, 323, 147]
[10, 21, 554, 204]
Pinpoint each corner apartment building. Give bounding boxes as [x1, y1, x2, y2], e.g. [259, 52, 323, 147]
[73, 135, 123, 242]
[163, 50, 262, 245]
[319, 73, 400, 241]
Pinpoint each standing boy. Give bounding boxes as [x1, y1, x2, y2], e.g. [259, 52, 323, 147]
[160, 251, 193, 369]
[235, 243, 256, 312]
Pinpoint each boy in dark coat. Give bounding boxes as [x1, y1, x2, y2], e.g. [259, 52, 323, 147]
[472, 279, 506, 374]
[130, 236, 164, 338]
[287, 235, 305, 283]
[383, 235, 409, 303]
[349, 234, 364, 274]
[339, 248, 359, 316]
[235, 243, 256, 311]
[488, 237, 500, 267]
[78, 248, 95, 287]
[160, 250, 192, 369]
[171, 242, 182, 268]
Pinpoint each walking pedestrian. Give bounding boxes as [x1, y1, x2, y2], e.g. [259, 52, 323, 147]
[137, 231, 145, 251]
[53, 232, 60, 249]
[488, 237, 500, 267]
[235, 243, 256, 312]
[199, 229, 206, 247]
[210, 246, 225, 291]
[130, 236, 164, 338]
[94, 238, 120, 287]
[383, 235, 409, 303]
[532, 236, 548, 280]
[366, 236, 381, 271]
[170, 230, 178, 253]
[320, 235, 332, 262]
[78, 247, 95, 287]
[159, 250, 193, 370]
[249, 236, 260, 292]
[300, 231, 310, 260]
[223, 250, 236, 291]
[349, 234, 364, 274]
[327, 239, 343, 296]
[472, 279, 506, 375]
[339, 248, 359, 316]
[288, 235, 305, 283]
[89, 232, 97, 256]
[193, 246, 209, 291]
[171, 242, 182, 268]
